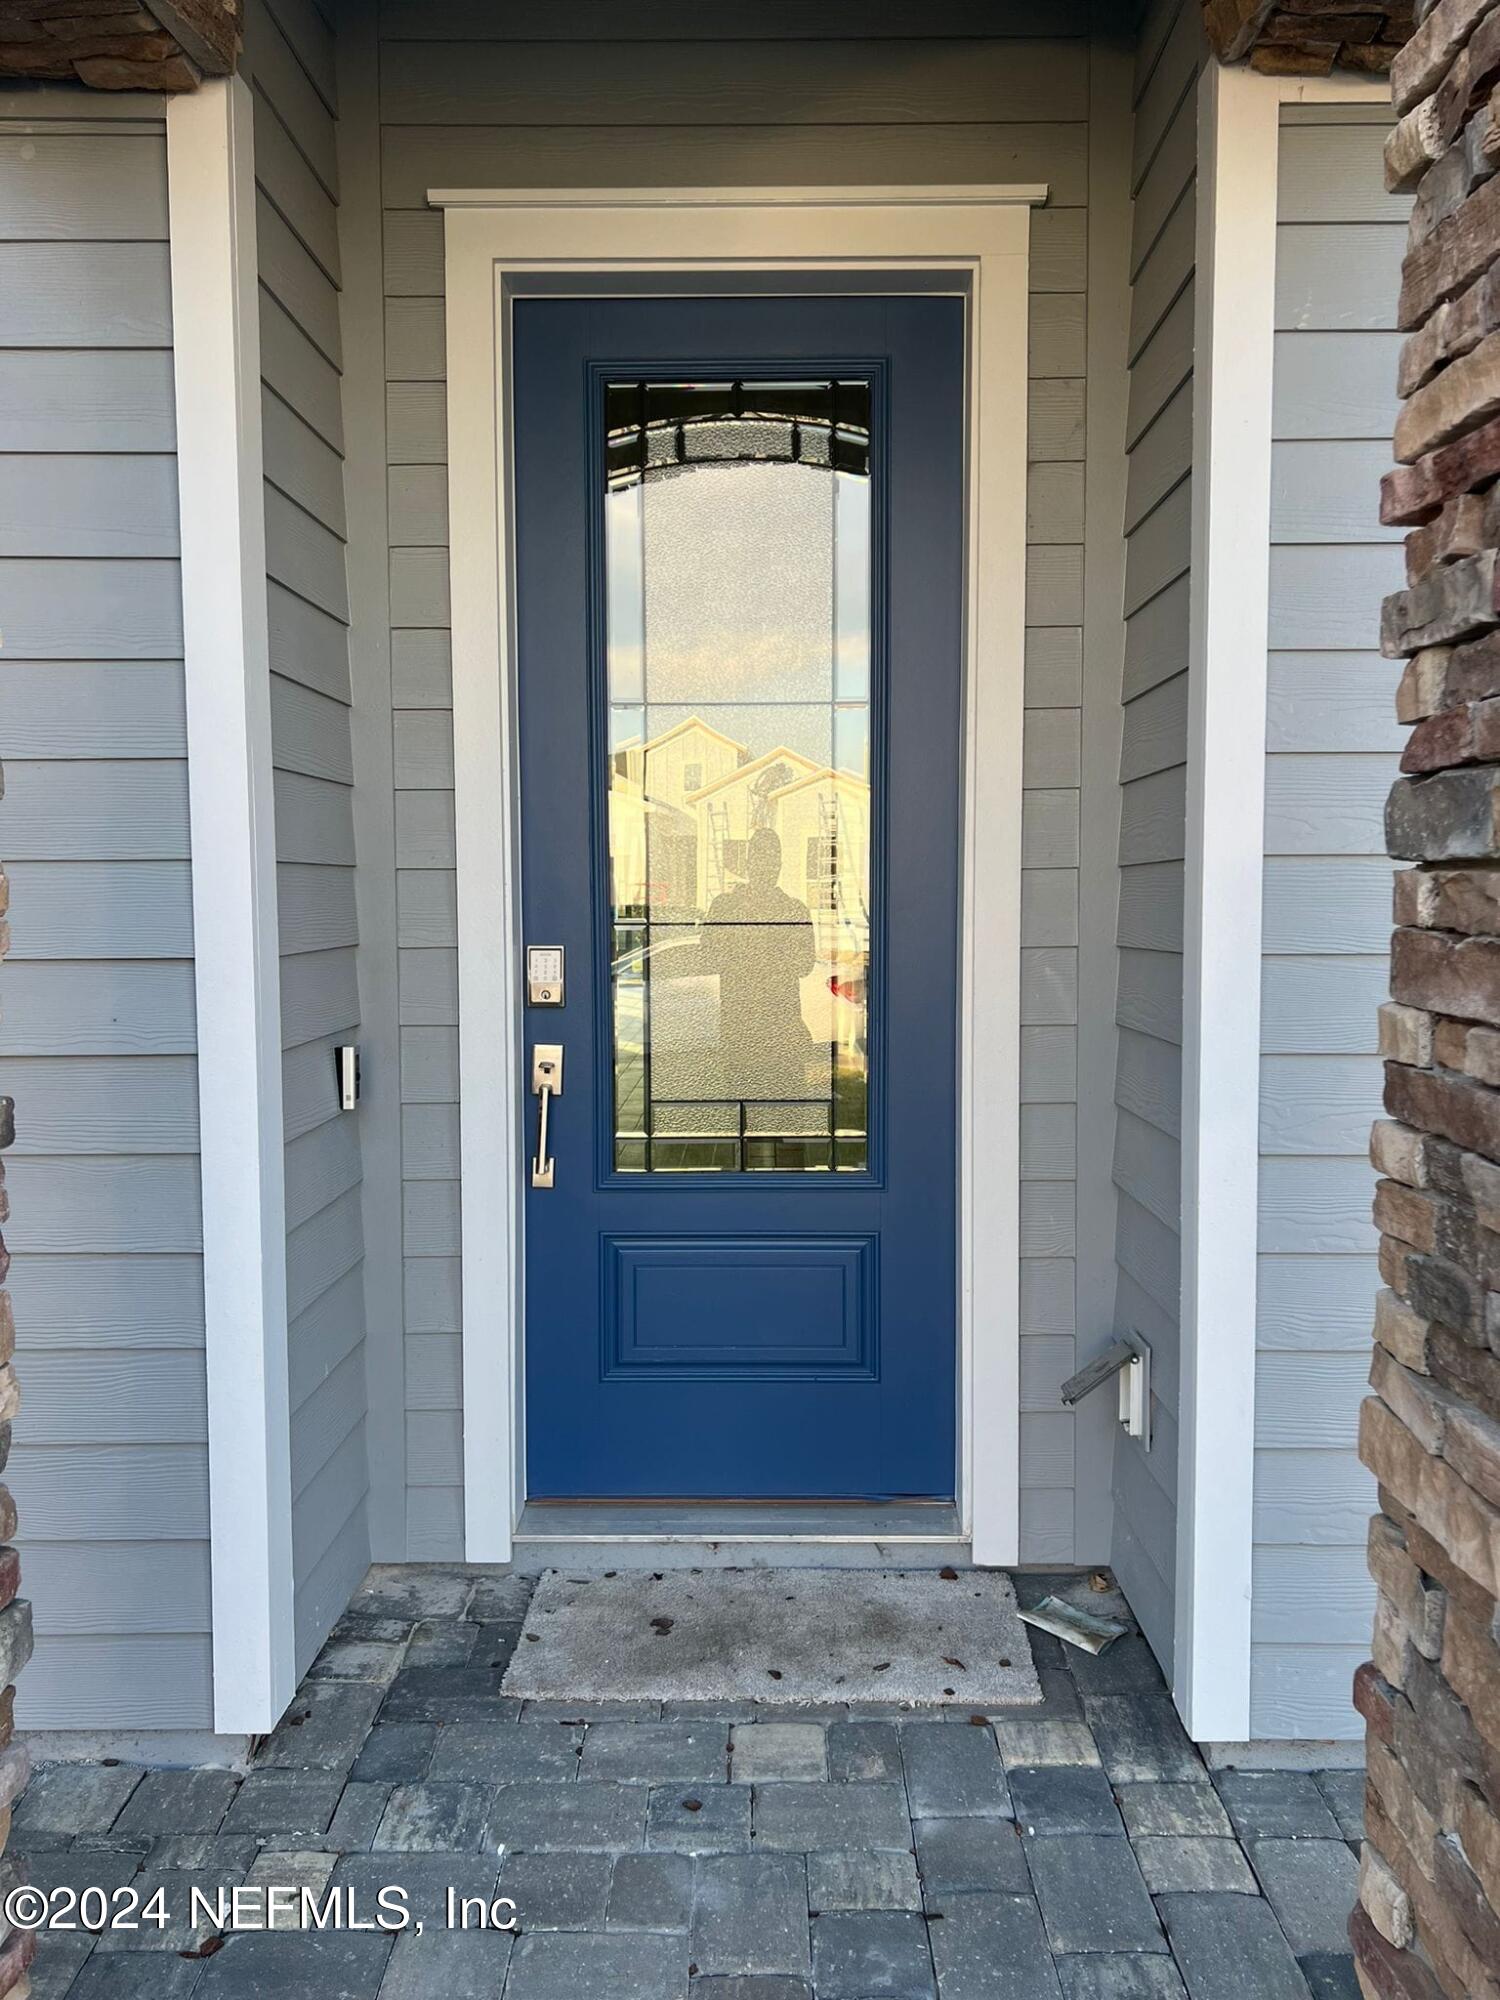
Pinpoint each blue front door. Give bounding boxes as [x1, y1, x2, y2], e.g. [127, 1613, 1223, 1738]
[515, 296, 963, 1500]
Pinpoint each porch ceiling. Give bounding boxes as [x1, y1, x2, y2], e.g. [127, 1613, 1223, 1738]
[0, 0, 240, 92]
[0, 2, 1409, 93]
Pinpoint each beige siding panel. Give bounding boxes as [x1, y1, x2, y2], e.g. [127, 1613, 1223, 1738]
[3, 1056, 198, 1154]
[261, 287, 344, 449]
[274, 769, 357, 867]
[1253, 112, 1403, 1739]
[0, 558, 181, 659]
[0, 961, 195, 1056]
[10, 1157, 202, 1255]
[1129, 88, 1194, 281]
[243, 0, 340, 194]
[267, 579, 352, 701]
[271, 675, 356, 783]
[1261, 956, 1388, 1056]
[394, 636, 452, 716]
[0, 349, 175, 453]
[385, 39, 1087, 125]
[1263, 753, 1391, 856]
[1270, 439, 1397, 544]
[0, 453, 178, 560]
[1131, 0, 1198, 189]
[383, 210, 444, 296]
[276, 862, 357, 954]
[386, 298, 447, 380]
[23, 1350, 206, 1446]
[1262, 858, 1392, 956]
[387, 381, 447, 463]
[1023, 791, 1081, 870]
[263, 390, 348, 534]
[265, 0, 337, 104]
[1124, 385, 1190, 534]
[0, 662, 185, 759]
[383, 123, 1089, 209]
[1116, 948, 1182, 1046]
[22, 1636, 212, 1731]
[0, 131, 167, 240]
[1266, 654, 1403, 754]
[1259, 1254, 1381, 1351]
[1119, 766, 1185, 866]
[1029, 379, 1086, 462]
[11, 1254, 203, 1349]
[1276, 123, 1409, 225]
[1267, 542, 1403, 651]
[1251, 1643, 1366, 1741]
[1127, 183, 1193, 366]
[256, 189, 342, 367]
[1274, 222, 1405, 333]
[1021, 947, 1078, 1027]
[1029, 293, 1086, 378]
[21, 1542, 210, 1637]
[381, 0, 1092, 35]
[0, 242, 171, 346]
[1272, 329, 1402, 442]
[1125, 284, 1191, 448]
[3, 759, 189, 861]
[253, 87, 342, 279]
[1111, 2, 1194, 1678]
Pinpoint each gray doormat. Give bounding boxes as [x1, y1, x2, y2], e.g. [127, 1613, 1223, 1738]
[500, 1567, 1043, 1706]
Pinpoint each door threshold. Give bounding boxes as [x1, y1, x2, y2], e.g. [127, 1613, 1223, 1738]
[513, 1500, 969, 1570]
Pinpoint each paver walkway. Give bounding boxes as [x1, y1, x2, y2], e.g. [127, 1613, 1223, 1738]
[15, 1567, 1363, 1998]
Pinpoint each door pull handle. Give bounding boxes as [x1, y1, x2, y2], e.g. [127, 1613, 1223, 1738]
[531, 1044, 563, 1189]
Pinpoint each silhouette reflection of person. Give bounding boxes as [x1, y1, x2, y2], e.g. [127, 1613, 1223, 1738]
[700, 827, 816, 1100]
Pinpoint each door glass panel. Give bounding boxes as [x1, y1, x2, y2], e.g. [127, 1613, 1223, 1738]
[605, 378, 873, 1174]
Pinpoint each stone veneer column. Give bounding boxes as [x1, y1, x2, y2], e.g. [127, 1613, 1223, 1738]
[1353, 3, 1500, 1996]
[0, 789, 35, 1996]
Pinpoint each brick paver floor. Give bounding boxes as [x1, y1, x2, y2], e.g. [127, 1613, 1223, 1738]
[14, 1568, 1364, 1998]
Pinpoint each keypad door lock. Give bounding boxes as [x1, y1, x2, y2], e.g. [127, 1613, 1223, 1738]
[527, 945, 565, 1007]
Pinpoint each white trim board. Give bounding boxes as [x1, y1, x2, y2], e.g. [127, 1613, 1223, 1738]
[167, 77, 296, 1735]
[1176, 63, 1389, 1743]
[436, 185, 1037, 1566]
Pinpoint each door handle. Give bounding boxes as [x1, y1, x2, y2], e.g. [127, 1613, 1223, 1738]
[531, 1044, 563, 1189]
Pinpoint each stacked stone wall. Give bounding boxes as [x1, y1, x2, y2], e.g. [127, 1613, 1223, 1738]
[1354, 3, 1500, 1994]
[1204, 0, 1413, 72]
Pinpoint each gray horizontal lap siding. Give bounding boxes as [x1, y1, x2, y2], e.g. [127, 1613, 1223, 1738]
[1251, 108, 1407, 1742]
[373, 2, 1097, 1554]
[1108, 0, 1201, 1680]
[1112, 0, 1208, 1688]
[246, 0, 370, 1675]
[0, 116, 212, 1728]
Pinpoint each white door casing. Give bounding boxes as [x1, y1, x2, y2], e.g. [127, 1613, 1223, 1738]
[436, 187, 1038, 1563]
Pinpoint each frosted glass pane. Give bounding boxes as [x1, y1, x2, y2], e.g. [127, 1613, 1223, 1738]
[606, 378, 872, 1174]
[642, 460, 834, 705]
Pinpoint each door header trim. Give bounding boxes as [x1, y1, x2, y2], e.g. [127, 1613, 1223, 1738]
[441, 186, 1032, 1566]
[429, 183, 1048, 211]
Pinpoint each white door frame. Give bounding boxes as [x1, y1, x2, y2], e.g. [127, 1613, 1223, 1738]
[436, 186, 1039, 1564]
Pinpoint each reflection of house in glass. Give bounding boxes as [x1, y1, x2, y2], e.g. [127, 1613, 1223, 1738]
[604, 379, 873, 1173]
[609, 715, 872, 1173]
